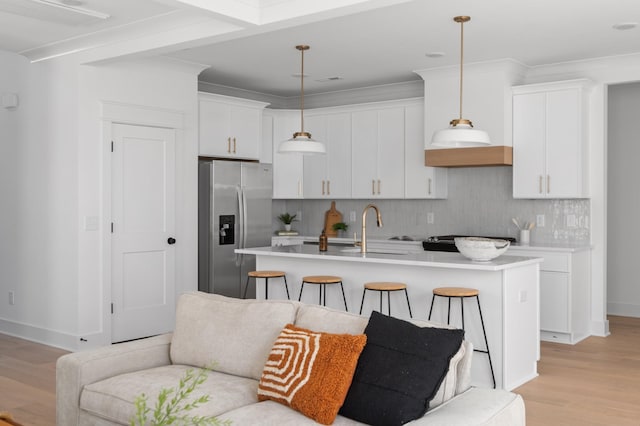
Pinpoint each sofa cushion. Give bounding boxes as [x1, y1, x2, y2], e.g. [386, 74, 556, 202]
[340, 311, 465, 425]
[257, 324, 366, 425]
[295, 304, 368, 334]
[80, 365, 257, 424]
[170, 292, 298, 380]
[222, 400, 368, 425]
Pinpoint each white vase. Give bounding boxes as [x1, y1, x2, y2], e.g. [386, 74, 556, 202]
[284, 224, 292, 231]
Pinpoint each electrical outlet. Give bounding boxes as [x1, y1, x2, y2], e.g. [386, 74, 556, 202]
[296, 210, 302, 222]
[9, 291, 15, 305]
[536, 214, 545, 227]
[427, 212, 434, 224]
[349, 211, 356, 222]
[566, 214, 576, 227]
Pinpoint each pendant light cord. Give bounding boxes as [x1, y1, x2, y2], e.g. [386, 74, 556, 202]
[300, 46, 305, 134]
[458, 18, 464, 121]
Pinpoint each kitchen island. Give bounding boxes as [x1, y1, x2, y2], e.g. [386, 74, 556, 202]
[236, 244, 542, 390]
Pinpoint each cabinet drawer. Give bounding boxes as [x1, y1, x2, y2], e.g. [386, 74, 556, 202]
[510, 250, 569, 272]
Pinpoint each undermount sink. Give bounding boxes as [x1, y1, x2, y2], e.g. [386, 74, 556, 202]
[340, 247, 409, 255]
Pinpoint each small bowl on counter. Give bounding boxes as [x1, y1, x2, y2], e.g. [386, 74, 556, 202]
[454, 237, 510, 262]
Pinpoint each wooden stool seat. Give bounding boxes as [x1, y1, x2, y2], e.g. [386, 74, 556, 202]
[302, 275, 343, 284]
[433, 287, 479, 297]
[364, 282, 407, 291]
[299, 276, 348, 311]
[243, 270, 289, 300]
[428, 286, 495, 388]
[360, 282, 412, 318]
[248, 270, 286, 278]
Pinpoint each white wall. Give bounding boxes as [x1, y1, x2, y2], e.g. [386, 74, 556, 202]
[607, 82, 640, 316]
[0, 51, 80, 346]
[0, 51, 203, 350]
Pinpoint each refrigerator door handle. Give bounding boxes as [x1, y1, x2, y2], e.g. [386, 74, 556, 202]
[235, 185, 244, 267]
[241, 188, 249, 250]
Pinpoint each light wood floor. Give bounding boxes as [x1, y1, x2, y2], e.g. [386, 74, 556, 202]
[1, 316, 639, 425]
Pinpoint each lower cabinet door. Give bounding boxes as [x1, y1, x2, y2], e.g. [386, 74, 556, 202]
[540, 271, 570, 332]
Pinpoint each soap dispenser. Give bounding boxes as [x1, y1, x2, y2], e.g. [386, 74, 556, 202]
[319, 229, 328, 252]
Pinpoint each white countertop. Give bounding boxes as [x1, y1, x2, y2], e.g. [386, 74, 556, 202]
[237, 244, 542, 271]
[272, 235, 592, 253]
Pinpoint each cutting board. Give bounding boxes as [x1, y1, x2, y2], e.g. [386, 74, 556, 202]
[323, 201, 342, 237]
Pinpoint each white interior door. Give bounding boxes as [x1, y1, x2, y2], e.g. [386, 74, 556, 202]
[111, 123, 176, 343]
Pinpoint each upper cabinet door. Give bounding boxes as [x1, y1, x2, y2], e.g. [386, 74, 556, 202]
[230, 105, 263, 159]
[545, 89, 583, 198]
[351, 110, 379, 198]
[272, 110, 304, 199]
[513, 92, 546, 198]
[404, 103, 447, 199]
[325, 113, 352, 199]
[198, 93, 268, 160]
[303, 115, 328, 198]
[512, 80, 591, 199]
[376, 107, 405, 198]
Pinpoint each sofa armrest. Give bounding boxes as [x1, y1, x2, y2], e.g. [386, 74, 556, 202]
[407, 388, 525, 426]
[56, 333, 173, 426]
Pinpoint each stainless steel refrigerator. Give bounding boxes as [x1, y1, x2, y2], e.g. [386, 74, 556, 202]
[198, 160, 272, 298]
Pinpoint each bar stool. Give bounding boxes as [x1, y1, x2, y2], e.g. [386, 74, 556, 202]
[428, 287, 496, 388]
[243, 270, 290, 300]
[359, 282, 413, 318]
[298, 275, 348, 311]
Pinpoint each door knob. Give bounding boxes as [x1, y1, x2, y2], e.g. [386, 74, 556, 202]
[167, 237, 176, 245]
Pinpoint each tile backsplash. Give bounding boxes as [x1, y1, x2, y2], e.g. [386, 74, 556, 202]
[273, 167, 590, 245]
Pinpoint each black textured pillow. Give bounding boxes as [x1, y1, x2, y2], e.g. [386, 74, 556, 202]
[339, 311, 464, 425]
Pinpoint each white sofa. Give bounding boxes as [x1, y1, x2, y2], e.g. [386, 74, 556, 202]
[56, 292, 525, 425]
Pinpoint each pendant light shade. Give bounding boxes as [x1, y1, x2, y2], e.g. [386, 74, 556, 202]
[279, 45, 326, 154]
[430, 16, 491, 148]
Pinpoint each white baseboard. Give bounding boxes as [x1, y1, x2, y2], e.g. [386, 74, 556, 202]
[0, 318, 79, 351]
[607, 302, 640, 318]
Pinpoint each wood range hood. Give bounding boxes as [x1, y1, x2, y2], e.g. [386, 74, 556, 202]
[425, 146, 513, 167]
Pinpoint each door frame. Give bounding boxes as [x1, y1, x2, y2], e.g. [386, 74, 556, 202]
[101, 101, 185, 342]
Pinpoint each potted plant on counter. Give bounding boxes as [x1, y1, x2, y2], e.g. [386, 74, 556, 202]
[332, 222, 349, 237]
[277, 213, 297, 231]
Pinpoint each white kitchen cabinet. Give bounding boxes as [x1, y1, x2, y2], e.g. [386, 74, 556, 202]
[352, 107, 405, 198]
[198, 92, 269, 159]
[404, 102, 447, 199]
[261, 113, 273, 164]
[272, 110, 304, 199]
[512, 80, 591, 198]
[509, 246, 591, 344]
[303, 113, 351, 198]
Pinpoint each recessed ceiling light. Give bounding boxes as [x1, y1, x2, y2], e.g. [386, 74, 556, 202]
[613, 22, 638, 30]
[60, 0, 83, 5]
[291, 73, 309, 78]
[425, 52, 445, 58]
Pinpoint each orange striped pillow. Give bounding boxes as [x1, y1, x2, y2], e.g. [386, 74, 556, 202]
[258, 324, 367, 425]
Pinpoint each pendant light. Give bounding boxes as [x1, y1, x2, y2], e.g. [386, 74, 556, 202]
[430, 16, 491, 147]
[278, 45, 326, 154]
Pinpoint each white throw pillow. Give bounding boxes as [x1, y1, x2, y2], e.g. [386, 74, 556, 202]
[170, 292, 298, 380]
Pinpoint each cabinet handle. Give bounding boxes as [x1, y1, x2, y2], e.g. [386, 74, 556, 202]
[428, 178, 432, 195]
[377, 180, 381, 195]
[227, 137, 231, 153]
[327, 180, 331, 195]
[298, 180, 302, 197]
[547, 175, 550, 194]
[233, 137, 236, 153]
[539, 176, 543, 194]
[322, 180, 325, 195]
[372, 180, 375, 195]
